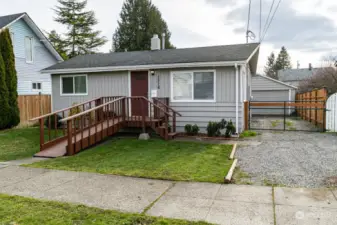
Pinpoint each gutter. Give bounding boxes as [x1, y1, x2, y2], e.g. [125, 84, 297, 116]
[235, 63, 239, 133]
[41, 60, 246, 74]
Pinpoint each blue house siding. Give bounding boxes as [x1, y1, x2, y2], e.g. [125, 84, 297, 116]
[8, 19, 57, 95]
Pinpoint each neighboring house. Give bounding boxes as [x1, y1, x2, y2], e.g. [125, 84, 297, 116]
[278, 67, 321, 87]
[42, 36, 260, 133]
[252, 74, 297, 115]
[0, 12, 63, 95]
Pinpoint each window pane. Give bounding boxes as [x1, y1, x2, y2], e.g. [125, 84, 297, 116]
[32, 83, 36, 89]
[74, 76, 87, 94]
[62, 77, 74, 94]
[25, 37, 32, 62]
[172, 72, 192, 100]
[37, 83, 41, 90]
[194, 72, 214, 100]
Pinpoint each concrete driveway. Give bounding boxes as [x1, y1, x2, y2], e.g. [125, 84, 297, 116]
[0, 164, 337, 225]
[236, 131, 337, 188]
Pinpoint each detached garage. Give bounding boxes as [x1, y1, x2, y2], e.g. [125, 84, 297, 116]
[251, 74, 297, 115]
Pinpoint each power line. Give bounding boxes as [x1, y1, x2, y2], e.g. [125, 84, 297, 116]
[259, 0, 262, 41]
[261, 0, 283, 42]
[262, 0, 276, 39]
[246, 0, 252, 43]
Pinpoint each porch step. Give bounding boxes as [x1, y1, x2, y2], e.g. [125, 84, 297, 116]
[168, 132, 177, 137]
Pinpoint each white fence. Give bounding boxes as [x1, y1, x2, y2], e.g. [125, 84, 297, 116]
[326, 93, 337, 132]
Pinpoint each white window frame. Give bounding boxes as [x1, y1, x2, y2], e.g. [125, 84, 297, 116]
[32, 82, 42, 91]
[60, 74, 88, 96]
[25, 36, 34, 63]
[170, 70, 216, 103]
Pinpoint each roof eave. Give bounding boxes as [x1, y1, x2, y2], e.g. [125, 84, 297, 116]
[41, 60, 247, 74]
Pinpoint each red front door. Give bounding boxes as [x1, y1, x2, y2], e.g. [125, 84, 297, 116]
[131, 71, 148, 116]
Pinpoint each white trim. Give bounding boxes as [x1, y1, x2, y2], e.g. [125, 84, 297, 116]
[42, 61, 245, 74]
[246, 44, 260, 64]
[2, 14, 26, 29]
[240, 66, 243, 103]
[60, 74, 88, 96]
[235, 63, 239, 133]
[128, 71, 131, 115]
[170, 69, 216, 103]
[255, 74, 298, 89]
[25, 36, 34, 63]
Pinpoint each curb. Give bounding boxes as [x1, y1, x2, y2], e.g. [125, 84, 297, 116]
[224, 159, 238, 184]
[229, 143, 237, 160]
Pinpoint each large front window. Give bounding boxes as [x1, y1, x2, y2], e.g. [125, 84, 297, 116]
[61, 75, 88, 95]
[171, 71, 215, 102]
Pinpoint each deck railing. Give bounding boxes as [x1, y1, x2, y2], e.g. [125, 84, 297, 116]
[29, 97, 112, 151]
[153, 97, 182, 133]
[59, 96, 174, 155]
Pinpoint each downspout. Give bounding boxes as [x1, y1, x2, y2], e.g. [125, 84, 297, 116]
[235, 63, 239, 133]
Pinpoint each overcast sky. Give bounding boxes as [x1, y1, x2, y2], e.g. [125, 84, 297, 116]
[1, 0, 337, 73]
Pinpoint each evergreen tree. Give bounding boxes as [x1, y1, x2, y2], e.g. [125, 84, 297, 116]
[46, 30, 68, 60]
[0, 29, 20, 127]
[264, 52, 277, 79]
[53, 0, 107, 58]
[113, 0, 175, 52]
[274, 46, 292, 72]
[0, 53, 10, 129]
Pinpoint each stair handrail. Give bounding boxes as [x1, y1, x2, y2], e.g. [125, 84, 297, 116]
[128, 96, 173, 117]
[153, 98, 182, 116]
[29, 97, 103, 121]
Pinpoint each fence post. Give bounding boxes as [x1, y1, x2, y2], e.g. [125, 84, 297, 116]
[244, 101, 249, 131]
[315, 89, 318, 126]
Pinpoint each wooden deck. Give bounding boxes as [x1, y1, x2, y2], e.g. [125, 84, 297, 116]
[34, 117, 162, 158]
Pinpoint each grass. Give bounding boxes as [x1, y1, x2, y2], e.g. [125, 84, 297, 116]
[271, 120, 281, 128]
[0, 127, 64, 161]
[27, 138, 233, 183]
[239, 130, 257, 138]
[233, 167, 253, 185]
[285, 121, 294, 127]
[0, 194, 211, 225]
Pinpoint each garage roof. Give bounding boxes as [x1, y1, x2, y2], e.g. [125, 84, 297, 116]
[253, 74, 297, 90]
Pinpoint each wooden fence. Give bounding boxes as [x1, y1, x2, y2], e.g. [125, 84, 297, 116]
[18, 95, 51, 124]
[295, 88, 328, 129]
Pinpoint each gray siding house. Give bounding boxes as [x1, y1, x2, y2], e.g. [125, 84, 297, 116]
[43, 38, 260, 133]
[0, 13, 63, 95]
[252, 74, 297, 115]
[278, 67, 322, 87]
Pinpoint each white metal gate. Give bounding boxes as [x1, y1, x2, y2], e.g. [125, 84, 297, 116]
[326, 93, 337, 132]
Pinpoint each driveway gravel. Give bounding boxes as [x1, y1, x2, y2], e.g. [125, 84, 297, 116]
[236, 131, 337, 188]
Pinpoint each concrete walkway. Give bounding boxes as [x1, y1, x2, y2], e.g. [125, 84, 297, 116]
[0, 162, 337, 225]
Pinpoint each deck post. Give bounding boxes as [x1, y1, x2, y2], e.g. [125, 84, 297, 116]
[122, 98, 126, 123]
[141, 98, 146, 133]
[173, 112, 176, 133]
[39, 118, 44, 151]
[67, 120, 74, 156]
[165, 114, 169, 140]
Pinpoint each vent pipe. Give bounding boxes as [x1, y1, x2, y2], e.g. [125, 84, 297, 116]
[151, 34, 160, 51]
[162, 33, 166, 50]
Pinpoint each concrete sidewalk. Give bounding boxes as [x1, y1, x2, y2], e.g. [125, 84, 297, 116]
[0, 163, 337, 225]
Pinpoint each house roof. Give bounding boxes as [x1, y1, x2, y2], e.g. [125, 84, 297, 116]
[0, 12, 63, 62]
[255, 74, 297, 89]
[0, 12, 25, 29]
[42, 43, 260, 74]
[278, 68, 322, 82]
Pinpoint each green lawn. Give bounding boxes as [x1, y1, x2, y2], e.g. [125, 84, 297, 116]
[0, 194, 211, 225]
[28, 139, 233, 183]
[0, 127, 63, 161]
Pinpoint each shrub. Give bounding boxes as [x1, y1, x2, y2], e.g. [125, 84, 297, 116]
[44, 114, 63, 129]
[0, 53, 10, 129]
[0, 29, 20, 128]
[191, 124, 199, 135]
[185, 124, 199, 136]
[225, 120, 236, 137]
[207, 119, 236, 137]
[184, 124, 192, 134]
